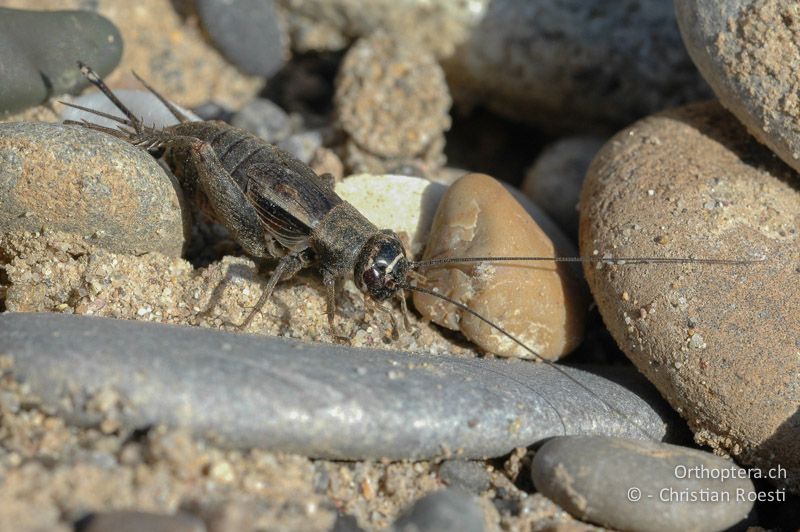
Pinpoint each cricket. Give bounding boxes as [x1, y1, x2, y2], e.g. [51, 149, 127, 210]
[63, 62, 759, 437]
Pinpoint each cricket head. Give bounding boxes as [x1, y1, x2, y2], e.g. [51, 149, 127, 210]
[355, 230, 409, 301]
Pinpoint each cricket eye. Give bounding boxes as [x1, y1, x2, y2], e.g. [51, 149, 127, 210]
[362, 266, 381, 288]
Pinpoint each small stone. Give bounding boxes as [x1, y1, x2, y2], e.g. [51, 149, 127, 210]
[196, 0, 286, 78]
[675, 0, 800, 173]
[75, 510, 206, 532]
[277, 130, 323, 164]
[580, 101, 800, 491]
[437, 460, 491, 494]
[0, 313, 680, 460]
[531, 436, 756, 532]
[335, 31, 451, 168]
[522, 137, 606, 238]
[61, 90, 200, 130]
[413, 173, 588, 360]
[335, 174, 446, 256]
[0, 7, 122, 115]
[230, 98, 292, 143]
[0, 122, 188, 257]
[392, 490, 484, 532]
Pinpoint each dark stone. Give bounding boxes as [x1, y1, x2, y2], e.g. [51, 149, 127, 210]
[196, 0, 285, 77]
[0, 7, 122, 115]
[392, 490, 484, 532]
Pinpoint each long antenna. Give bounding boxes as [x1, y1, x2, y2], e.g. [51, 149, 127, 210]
[401, 282, 658, 439]
[412, 255, 765, 269]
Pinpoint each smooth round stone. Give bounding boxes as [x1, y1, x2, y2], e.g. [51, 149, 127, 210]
[230, 98, 292, 143]
[0, 122, 187, 257]
[392, 490, 484, 532]
[335, 174, 446, 256]
[676, 0, 800, 174]
[413, 173, 588, 360]
[522, 137, 606, 238]
[334, 31, 451, 160]
[531, 436, 756, 531]
[0, 313, 682, 460]
[580, 101, 799, 491]
[277, 130, 323, 164]
[76, 511, 205, 532]
[0, 7, 122, 115]
[196, 0, 286, 77]
[61, 90, 200, 130]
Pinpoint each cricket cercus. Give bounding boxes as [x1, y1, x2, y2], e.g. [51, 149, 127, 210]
[63, 62, 760, 433]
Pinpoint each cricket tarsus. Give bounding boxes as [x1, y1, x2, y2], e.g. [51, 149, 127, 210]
[68, 62, 763, 441]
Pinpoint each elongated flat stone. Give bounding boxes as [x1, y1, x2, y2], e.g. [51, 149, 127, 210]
[0, 313, 679, 459]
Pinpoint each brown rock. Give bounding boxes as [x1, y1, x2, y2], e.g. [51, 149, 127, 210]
[335, 31, 451, 173]
[413, 173, 587, 360]
[580, 101, 800, 491]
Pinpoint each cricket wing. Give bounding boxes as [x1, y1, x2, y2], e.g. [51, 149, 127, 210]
[243, 162, 343, 251]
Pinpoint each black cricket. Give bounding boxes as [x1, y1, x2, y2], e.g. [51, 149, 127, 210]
[63, 63, 757, 436]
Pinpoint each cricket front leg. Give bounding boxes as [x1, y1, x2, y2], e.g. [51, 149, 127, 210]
[323, 271, 350, 342]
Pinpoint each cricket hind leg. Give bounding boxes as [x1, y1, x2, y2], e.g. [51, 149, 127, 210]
[237, 250, 310, 330]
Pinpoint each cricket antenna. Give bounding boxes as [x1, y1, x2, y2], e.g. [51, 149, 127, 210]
[400, 282, 659, 439]
[411, 254, 766, 269]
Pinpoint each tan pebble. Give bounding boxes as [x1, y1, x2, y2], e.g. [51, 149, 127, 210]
[413, 173, 587, 360]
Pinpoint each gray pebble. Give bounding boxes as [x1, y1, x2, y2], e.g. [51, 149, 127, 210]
[76, 510, 206, 532]
[231, 98, 292, 143]
[0, 313, 681, 460]
[522, 137, 606, 238]
[0, 7, 122, 115]
[0, 122, 188, 257]
[438, 460, 491, 494]
[196, 0, 286, 77]
[392, 490, 484, 532]
[61, 90, 200, 130]
[675, 0, 800, 174]
[277, 130, 323, 163]
[531, 436, 756, 532]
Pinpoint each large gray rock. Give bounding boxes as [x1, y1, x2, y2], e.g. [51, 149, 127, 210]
[676, 0, 800, 174]
[0, 313, 682, 460]
[531, 436, 756, 531]
[0, 7, 122, 115]
[580, 101, 800, 492]
[0, 122, 188, 257]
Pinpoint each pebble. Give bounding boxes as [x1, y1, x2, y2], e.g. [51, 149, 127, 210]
[230, 98, 292, 144]
[61, 90, 200, 130]
[675, 0, 800, 174]
[282, 0, 709, 131]
[277, 130, 324, 164]
[0, 122, 187, 257]
[413, 173, 588, 360]
[531, 436, 756, 532]
[437, 460, 491, 495]
[0, 313, 680, 460]
[522, 137, 606, 238]
[334, 31, 451, 172]
[335, 174, 446, 257]
[580, 101, 800, 492]
[0, 7, 122, 115]
[391, 490, 484, 532]
[76, 510, 206, 532]
[196, 0, 286, 78]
